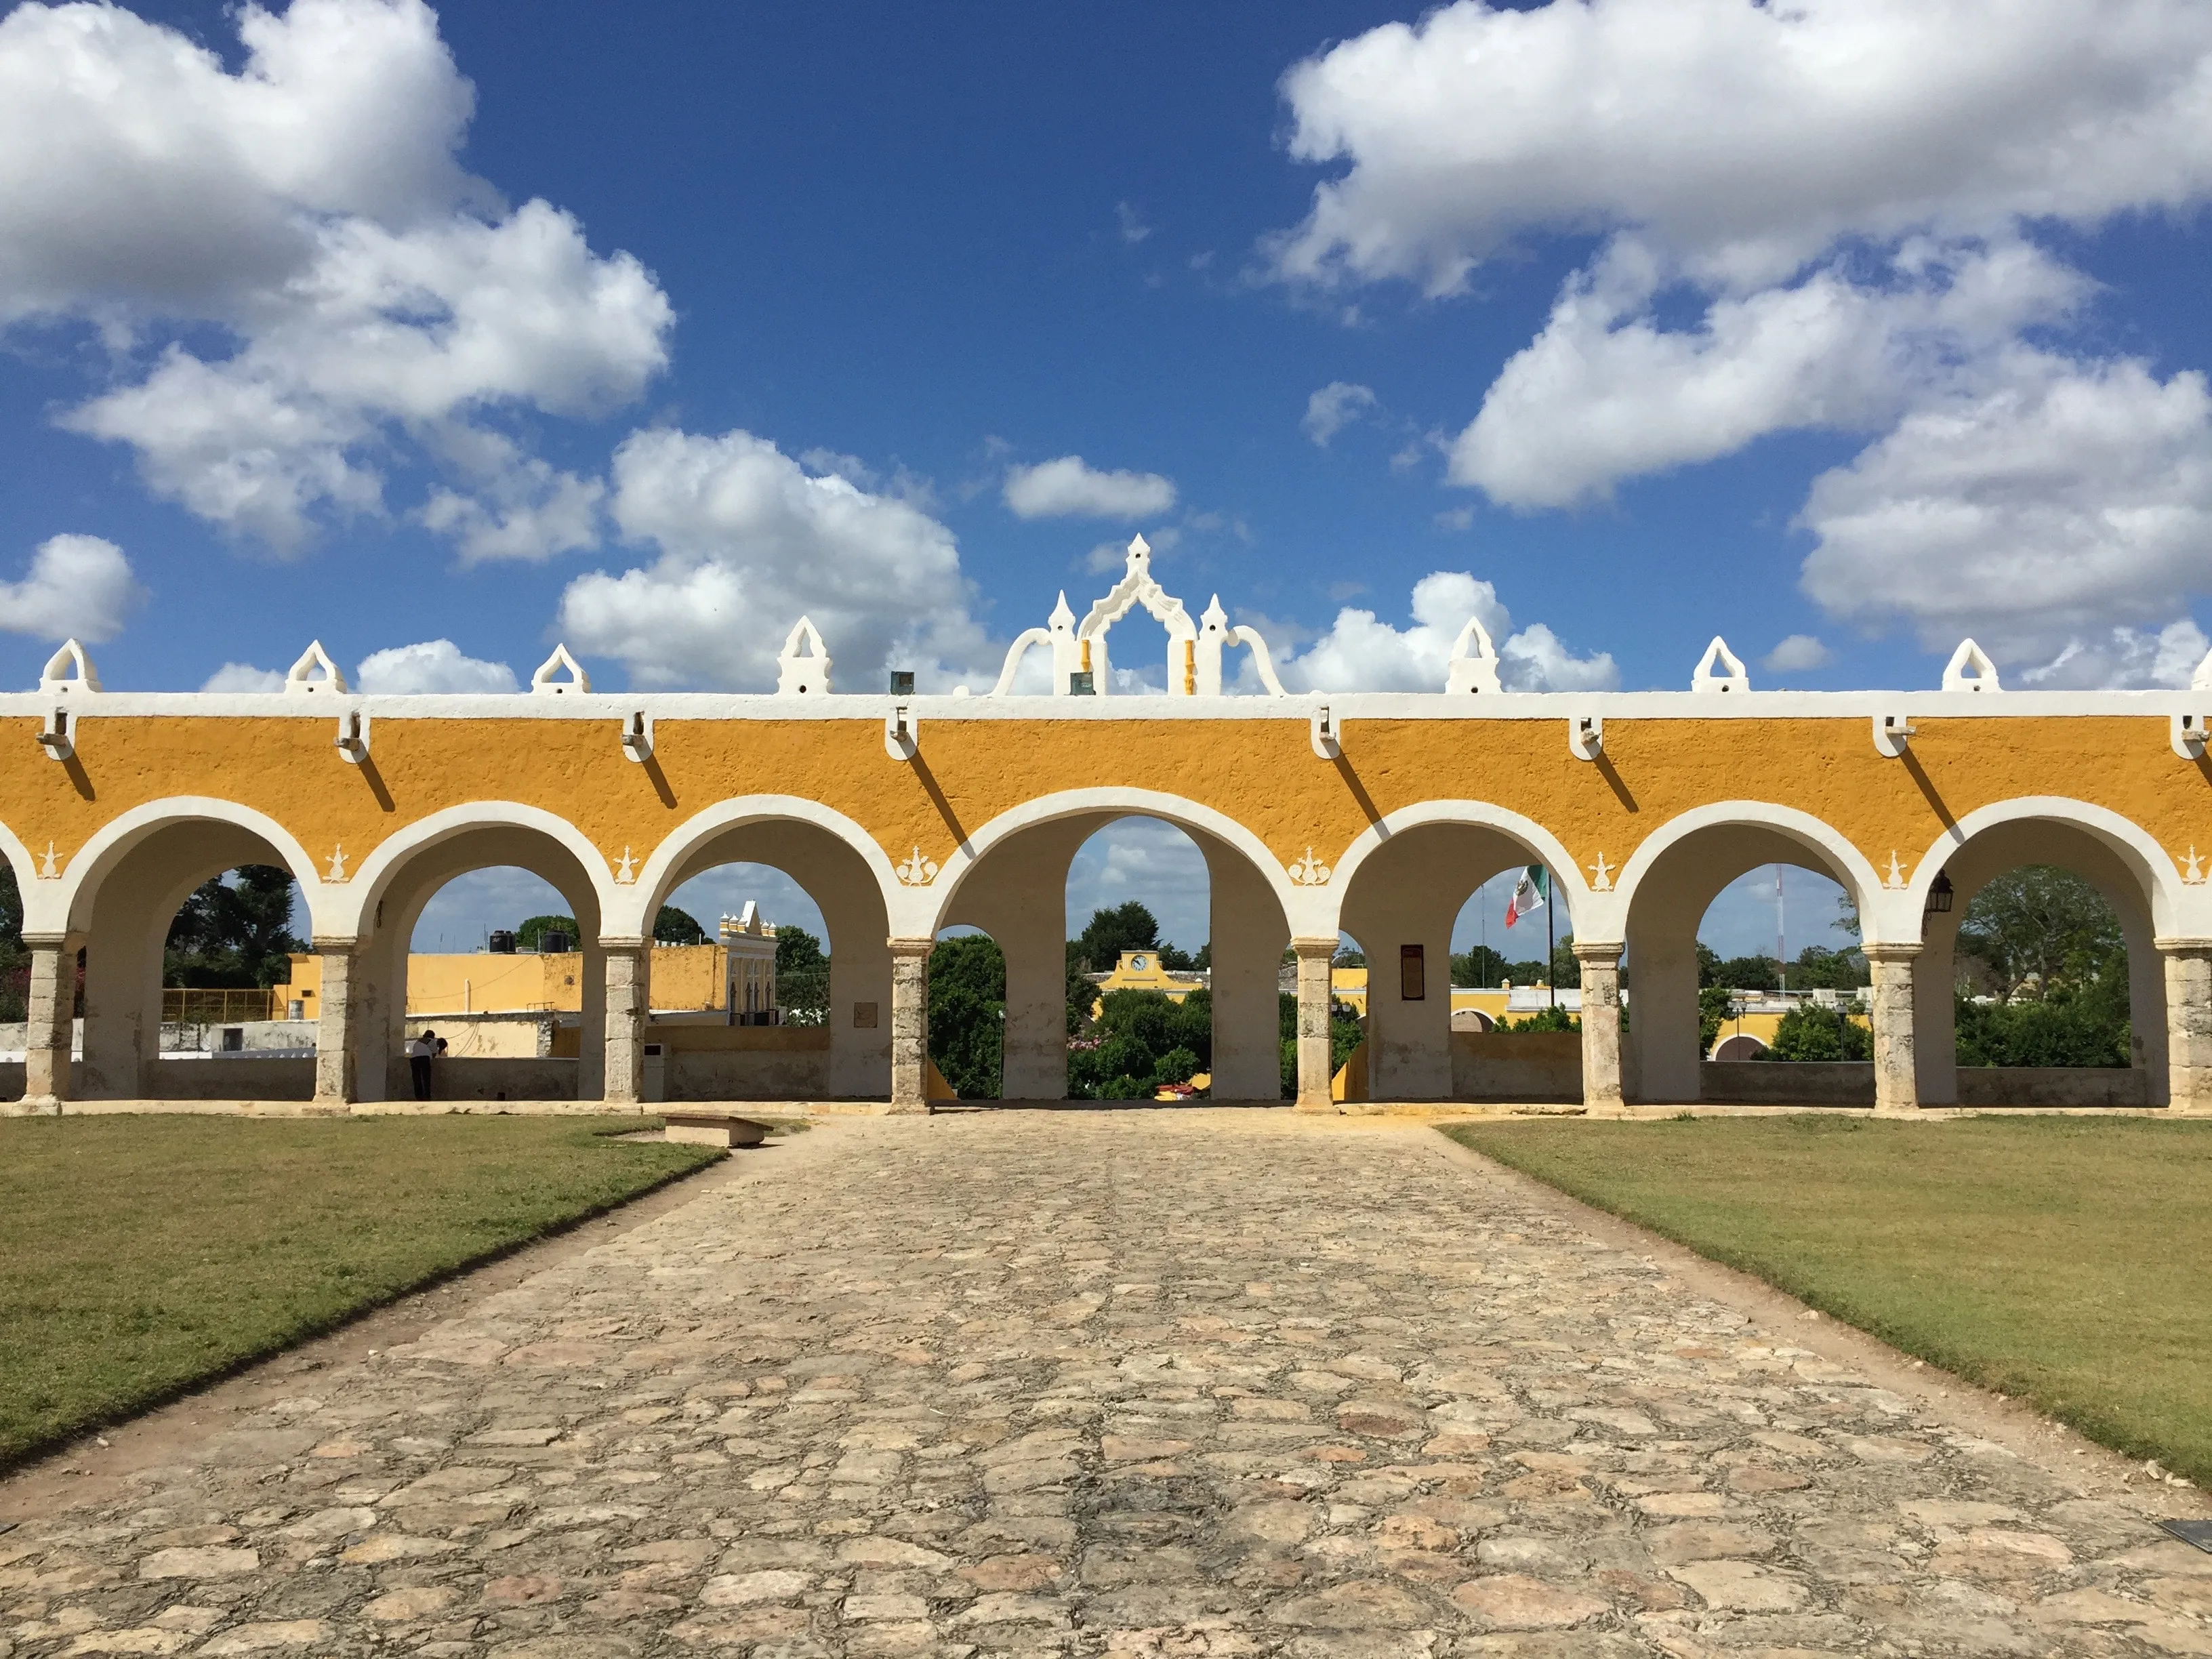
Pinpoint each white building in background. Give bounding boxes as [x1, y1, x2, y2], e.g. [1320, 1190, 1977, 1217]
[720, 903, 779, 1025]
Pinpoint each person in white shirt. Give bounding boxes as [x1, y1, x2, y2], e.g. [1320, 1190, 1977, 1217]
[405, 1029, 437, 1101]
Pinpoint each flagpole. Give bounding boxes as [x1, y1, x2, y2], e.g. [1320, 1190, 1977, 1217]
[1546, 865, 1555, 1009]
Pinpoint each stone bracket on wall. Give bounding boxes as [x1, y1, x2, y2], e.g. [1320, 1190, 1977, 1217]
[1873, 713, 1915, 758]
[621, 711, 653, 763]
[1569, 714, 1603, 761]
[885, 703, 918, 760]
[1310, 705, 1341, 760]
[334, 708, 369, 765]
[2173, 713, 2207, 760]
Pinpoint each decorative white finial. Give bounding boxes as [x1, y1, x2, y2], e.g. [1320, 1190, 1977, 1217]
[2186, 846, 2207, 886]
[285, 641, 347, 695]
[896, 846, 939, 886]
[1942, 638, 2001, 693]
[777, 617, 832, 695]
[614, 846, 636, 884]
[1589, 853, 1614, 891]
[1286, 846, 1333, 885]
[1691, 636, 1749, 694]
[1883, 851, 1906, 889]
[531, 644, 590, 695]
[1126, 534, 1149, 567]
[39, 640, 100, 695]
[1445, 615, 1501, 695]
[39, 841, 59, 879]
[326, 844, 348, 882]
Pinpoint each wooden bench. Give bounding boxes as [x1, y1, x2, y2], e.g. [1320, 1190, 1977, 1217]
[661, 1113, 770, 1148]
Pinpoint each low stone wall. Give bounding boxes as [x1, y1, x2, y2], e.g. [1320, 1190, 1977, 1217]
[1450, 1031, 1581, 1102]
[146, 1056, 317, 1099]
[661, 1026, 832, 1101]
[1702, 1061, 1874, 1105]
[1954, 1067, 2148, 1107]
[428, 1057, 580, 1101]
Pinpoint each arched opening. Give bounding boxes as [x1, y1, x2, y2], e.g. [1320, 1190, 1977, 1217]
[1916, 819, 2163, 1108]
[929, 926, 1004, 1101]
[152, 863, 312, 1085]
[935, 803, 1290, 1103]
[68, 815, 319, 1101]
[1340, 825, 1579, 1102]
[636, 819, 890, 1103]
[354, 830, 606, 1103]
[1620, 817, 1874, 1107]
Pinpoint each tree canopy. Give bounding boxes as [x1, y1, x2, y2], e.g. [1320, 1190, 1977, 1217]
[165, 866, 304, 988]
[516, 914, 579, 951]
[653, 905, 707, 945]
[774, 925, 830, 1025]
[1957, 865, 2122, 1001]
[928, 934, 1004, 1098]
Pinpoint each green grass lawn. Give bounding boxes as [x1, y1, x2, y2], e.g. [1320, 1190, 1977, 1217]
[1444, 1115, 2212, 1483]
[0, 1114, 721, 1467]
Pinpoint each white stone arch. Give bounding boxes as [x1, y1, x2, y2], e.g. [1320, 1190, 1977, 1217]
[927, 787, 1302, 937]
[54, 796, 323, 939]
[0, 817, 45, 933]
[1905, 796, 2182, 1107]
[932, 787, 1300, 1104]
[1328, 800, 1593, 1103]
[1612, 801, 1887, 942]
[1611, 801, 1884, 1108]
[339, 803, 618, 943]
[1905, 796, 2187, 939]
[623, 796, 905, 941]
[1330, 800, 1595, 937]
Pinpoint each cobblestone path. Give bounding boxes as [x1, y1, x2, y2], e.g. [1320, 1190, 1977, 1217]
[6, 1111, 2211, 1658]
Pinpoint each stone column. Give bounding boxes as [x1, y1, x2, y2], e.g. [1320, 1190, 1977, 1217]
[1574, 941, 1626, 1118]
[888, 937, 934, 1114]
[1865, 943, 1921, 1118]
[2162, 941, 2212, 1115]
[1292, 936, 1338, 1112]
[22, 940, 77, 1108]
[601, 943, 646, 1107]
[312, 941, 363, 1107]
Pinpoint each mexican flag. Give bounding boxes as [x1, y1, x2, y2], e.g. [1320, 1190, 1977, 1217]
[1505, 864, 1547, 928]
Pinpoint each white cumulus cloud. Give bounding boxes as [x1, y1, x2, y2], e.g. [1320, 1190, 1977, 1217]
[1799, 359, 2212, 672]
[201, 662, 286, 692]
[356, 638, 517, 693]
[1, 0, 670, 554]
[556, 428, 993, 691]
[1280, 571, 1616, 693]
[1267, 0, 2212, 679]
[1003, 455, 1177, 520]
[1452, 237, 2085, 508]
[1269, 0, 2212, 296]
[1303, 382, 1378, 447]
[0, 535, 148, 642]
[1763, 635, 1832, 674]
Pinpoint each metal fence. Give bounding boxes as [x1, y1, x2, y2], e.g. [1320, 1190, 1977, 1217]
[161, 987, 285, 1023]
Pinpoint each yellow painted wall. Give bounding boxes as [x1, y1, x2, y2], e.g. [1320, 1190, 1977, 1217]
[12, 710, 2210, 899]
[286, 943, 733, 1017]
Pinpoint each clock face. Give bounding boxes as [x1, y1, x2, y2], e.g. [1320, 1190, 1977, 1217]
[1131, 955, 1147, 970]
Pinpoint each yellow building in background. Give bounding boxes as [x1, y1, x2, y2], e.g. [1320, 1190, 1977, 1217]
[285, 943, 733, 1017]
[1087, 948, 1208, 1012]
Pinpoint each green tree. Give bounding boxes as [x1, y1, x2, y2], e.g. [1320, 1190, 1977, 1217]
[165, 866, 305, 988]
[1707, 954, 1780, 991]
[927, 935, 1004, 1098]
[1071, 901, 1161, 970]
[1550, 934, 1581, 988]
[1068, 987, 1214, 1099]
[1955, 991, 2129, 1067]
[1764, 1005, 1872, 1061]
[653, 905, 707, 944]
[1452, 945, 1548, 987]
[1507, 1005, 1578, 1033]
[1957, 866, 2123, 1000]
[1273, 991, 1364, 1099]
[1698, 985, 1736, 1053]
[0, 863, 27, 1019]
[774, 926, 830, 1025]
[1788, 945, 1868, 990]
[516, 914, 579, 952]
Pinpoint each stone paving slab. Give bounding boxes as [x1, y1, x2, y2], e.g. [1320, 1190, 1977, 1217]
[3, 1109, 2209, 1658]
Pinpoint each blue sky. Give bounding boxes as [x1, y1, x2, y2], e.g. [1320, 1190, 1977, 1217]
[9, 0, 2212, 958]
